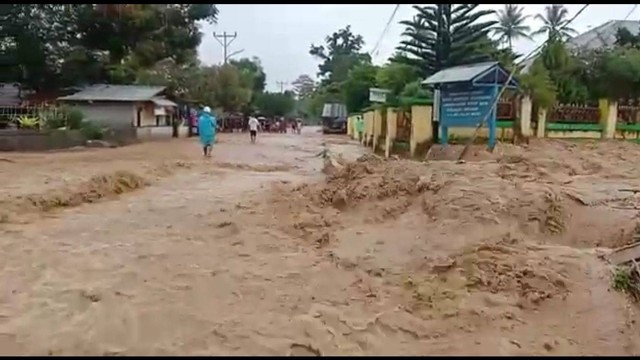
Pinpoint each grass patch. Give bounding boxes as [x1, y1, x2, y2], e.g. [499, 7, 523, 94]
[612, 264, 640, 302]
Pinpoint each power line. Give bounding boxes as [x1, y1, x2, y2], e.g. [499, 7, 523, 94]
[519, 4, 590, 64]
[370, 4, 401, 57]
[623, 4, 638, 21]
[458, 4, 591, 159]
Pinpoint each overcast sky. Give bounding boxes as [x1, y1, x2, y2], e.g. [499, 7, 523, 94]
[197, 4, 637, 92]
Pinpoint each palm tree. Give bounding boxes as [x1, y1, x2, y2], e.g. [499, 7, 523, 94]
[394, 4, 497, 78]
[532, 4, 577, 41]
[493, 4, 532, 50]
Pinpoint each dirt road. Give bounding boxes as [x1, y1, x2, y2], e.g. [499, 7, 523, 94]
[0, 129, 639, 355]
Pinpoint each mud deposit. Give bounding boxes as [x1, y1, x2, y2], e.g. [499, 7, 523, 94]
[0, 133, 639, 355]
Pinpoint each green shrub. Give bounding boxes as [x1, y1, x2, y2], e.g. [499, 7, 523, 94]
[80, 121, 104, 140]
[66, 108, 84, 130]
[39, 109, 66, 129]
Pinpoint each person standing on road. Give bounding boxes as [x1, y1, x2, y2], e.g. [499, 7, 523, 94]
[296, 119, 303, 135]
[198, 106, 216, 157]
[248, 115, 260, 144]
[355, 115, 364, 142]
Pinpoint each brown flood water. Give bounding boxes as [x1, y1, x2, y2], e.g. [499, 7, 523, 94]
[0, 128, 639, 355]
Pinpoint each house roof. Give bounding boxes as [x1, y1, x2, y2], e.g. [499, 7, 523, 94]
[151, 97, 177, 107]
[520, 19, 634, 75]
[566, 20, 640, 51]
[58, 84, 166, 102]
[423, 62, 498, 85]
[422, 62, 518, 88]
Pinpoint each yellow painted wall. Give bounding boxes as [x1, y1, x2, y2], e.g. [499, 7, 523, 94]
[546, 130, 602, 139]
[447, 127, 514, 141]
[385, 108, 398, 158]
[615, 131, 640, 140]
[373, 109, 385, 151]
[410, 105, 432, 157]
[363, 111, 374, 145]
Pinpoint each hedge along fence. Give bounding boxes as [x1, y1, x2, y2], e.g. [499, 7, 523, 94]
[615, 105, 640, 141]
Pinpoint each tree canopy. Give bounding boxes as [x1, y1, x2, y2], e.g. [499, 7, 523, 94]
[1, 4, 219, 90]
[0, 5, 279, 113]
[395, 5, 497, 78]
[254, 91, 296, 117]
[309, 25, 371, 85]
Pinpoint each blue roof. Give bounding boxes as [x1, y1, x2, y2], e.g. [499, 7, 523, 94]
[422, 62, 518, 88]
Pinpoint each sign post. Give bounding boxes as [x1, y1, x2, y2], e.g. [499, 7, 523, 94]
[422, 62, 518, 150]
[369, 88, 390, 104]
[439, 84, 497, 148]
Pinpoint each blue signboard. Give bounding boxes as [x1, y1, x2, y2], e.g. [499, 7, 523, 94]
[439, 84, 498, 148]
[440, 86, 495, 127]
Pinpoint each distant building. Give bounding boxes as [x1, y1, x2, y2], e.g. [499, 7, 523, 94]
[0, 83, 22, 107]
[57, 84, 178, 129]
[566, 20, 640, 51]
[519, 19, 636, 74]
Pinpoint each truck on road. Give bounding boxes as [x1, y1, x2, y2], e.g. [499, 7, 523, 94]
[321, 103, 347, 134]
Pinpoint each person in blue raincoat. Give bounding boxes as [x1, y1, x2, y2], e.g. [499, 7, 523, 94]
[198, 106, 217, 157]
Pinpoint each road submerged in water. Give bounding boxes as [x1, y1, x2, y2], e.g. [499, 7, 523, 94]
[0, 128, 639, 355]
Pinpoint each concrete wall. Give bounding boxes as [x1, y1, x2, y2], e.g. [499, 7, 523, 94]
[62, 101, 163, 129]
[0, 129, 85, 151]
[137, 102, 159, 127]
[546, 130, 601, 139]
[136, 126, 187, 141]
[64, 101, 135, 129]
[385, 108, 397, 158]
[350, 96, 640, 158]
[363, 111, 374, 146]
[373, 108, 385, 152]
[445, 127, 513, 140]
[410, 105, 432, 157]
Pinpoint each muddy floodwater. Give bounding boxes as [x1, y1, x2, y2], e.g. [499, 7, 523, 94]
[0, 128, 639, 355]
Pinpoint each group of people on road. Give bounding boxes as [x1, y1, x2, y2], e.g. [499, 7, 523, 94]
[197, 106, 301, 156]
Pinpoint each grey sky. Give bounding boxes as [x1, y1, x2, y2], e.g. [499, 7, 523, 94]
[198, 4, 637, 92]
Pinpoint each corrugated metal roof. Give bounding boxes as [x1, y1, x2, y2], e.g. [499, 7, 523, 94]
[151, 97, 177, 107]
[422, 62, 498, 85]
[567, 20, 640, 51]
[58, 84, 166, 102]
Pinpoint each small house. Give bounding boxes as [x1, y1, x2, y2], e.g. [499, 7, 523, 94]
[57, 84, 178, 129]
[0, 82, 22, 107]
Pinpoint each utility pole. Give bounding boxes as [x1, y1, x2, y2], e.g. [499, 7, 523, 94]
[276, 81, 288, 93]
[213, 31, 237, 64]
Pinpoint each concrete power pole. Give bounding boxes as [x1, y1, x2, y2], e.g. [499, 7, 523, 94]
[276, 81, 288, 93]
[213, 32, 239, 64]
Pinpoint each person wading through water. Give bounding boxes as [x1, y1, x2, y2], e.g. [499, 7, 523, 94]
[355, 115, 364, 143]
[198, 106, 216, 157]
[248, 115, 260, 144]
